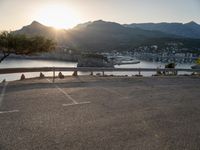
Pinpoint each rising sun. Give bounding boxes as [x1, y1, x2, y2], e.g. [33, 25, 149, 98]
[36, 4, 80, 29]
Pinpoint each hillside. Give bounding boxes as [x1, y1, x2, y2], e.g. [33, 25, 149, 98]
[124, 21, 200, 39]
[14, 20, 200, 52]
[67, 20, 176, 51]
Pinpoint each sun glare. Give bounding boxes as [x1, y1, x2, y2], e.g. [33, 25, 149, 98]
[36, 4, 80, 29]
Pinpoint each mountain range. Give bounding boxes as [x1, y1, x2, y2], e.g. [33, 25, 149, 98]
[14, 20, 200, 52]
[124, 21, 200, 39]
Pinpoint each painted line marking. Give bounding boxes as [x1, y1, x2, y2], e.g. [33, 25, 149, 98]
[0, 110, 19, 114]
[0, 82, 8, 107]
[62, 101, 91, 107]
[0, 82, 20, 115]
[46, 79, 91, 106]
[55, 85, 78, 104]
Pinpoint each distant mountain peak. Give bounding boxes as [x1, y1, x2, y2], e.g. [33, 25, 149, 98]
[31, 20, 40, 24]
[185, 21, 200, 27]
[74, 20, 123, 30]
[88, 20, 123, 29]
[186, 21, 198, 25]
[93, 20, 105, 23]
[13, 20, 200, 51]
[14, 20, 57, 37]
[92, 20, 119, 25]
[74, 21, 92, 29]
[125, 21, 200, 39]
[30, 21, 44, 27]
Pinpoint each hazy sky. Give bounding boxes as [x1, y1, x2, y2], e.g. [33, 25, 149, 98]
[0, 0, 200, 30]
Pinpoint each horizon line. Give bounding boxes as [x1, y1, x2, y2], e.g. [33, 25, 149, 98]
[1, 19, 200, 31]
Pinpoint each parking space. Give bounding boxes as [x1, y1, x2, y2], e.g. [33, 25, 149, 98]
[0, 76, 200, 150]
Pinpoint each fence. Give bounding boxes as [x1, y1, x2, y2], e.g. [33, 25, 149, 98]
[0, 67, 200, 82]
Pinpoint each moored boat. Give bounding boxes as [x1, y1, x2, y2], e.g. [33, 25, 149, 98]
[191, 65, 200, 69]
[116, 60, 140, 65]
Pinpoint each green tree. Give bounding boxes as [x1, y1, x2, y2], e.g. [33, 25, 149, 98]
[195, 58, 200, 65]
[0, 31, 56, 63]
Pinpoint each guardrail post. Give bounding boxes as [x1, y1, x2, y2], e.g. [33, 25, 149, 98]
[53, 67, 55, 83]
[176, 70, 178, 75]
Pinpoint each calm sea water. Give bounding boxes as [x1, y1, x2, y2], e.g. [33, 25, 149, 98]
[0, 59, 77, 81]
[0, 59, 194, 81]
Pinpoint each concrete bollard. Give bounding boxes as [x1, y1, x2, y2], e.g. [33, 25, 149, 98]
[58, 72, 64, 79]
[2, 79, 6, 83]
[72, 71, 78, 77]
[138, 69, 141, 76]
[20, 74, 25, 80]
[39, 72, 45, 78]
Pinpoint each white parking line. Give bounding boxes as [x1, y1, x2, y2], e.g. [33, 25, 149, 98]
[0, 110, 19, 114]
[0, 82, 8, 107]
[46, 79, 91, 107]
[55, 84, 78, 104]
[0, 82, 19, 114]
[62, 101, 91, 107]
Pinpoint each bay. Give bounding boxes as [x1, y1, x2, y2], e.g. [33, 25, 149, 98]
[0, 59, 194, 81]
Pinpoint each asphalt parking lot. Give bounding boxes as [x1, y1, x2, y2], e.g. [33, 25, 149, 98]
[0, 76, 200, 150]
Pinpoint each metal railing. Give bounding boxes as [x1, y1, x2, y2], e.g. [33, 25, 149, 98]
[0, 67, 200, 82]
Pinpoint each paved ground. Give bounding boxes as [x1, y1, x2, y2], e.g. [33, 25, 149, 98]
[0, 76, 200, 150]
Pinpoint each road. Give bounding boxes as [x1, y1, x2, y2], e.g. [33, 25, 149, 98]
[0, 76, 200, 150]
